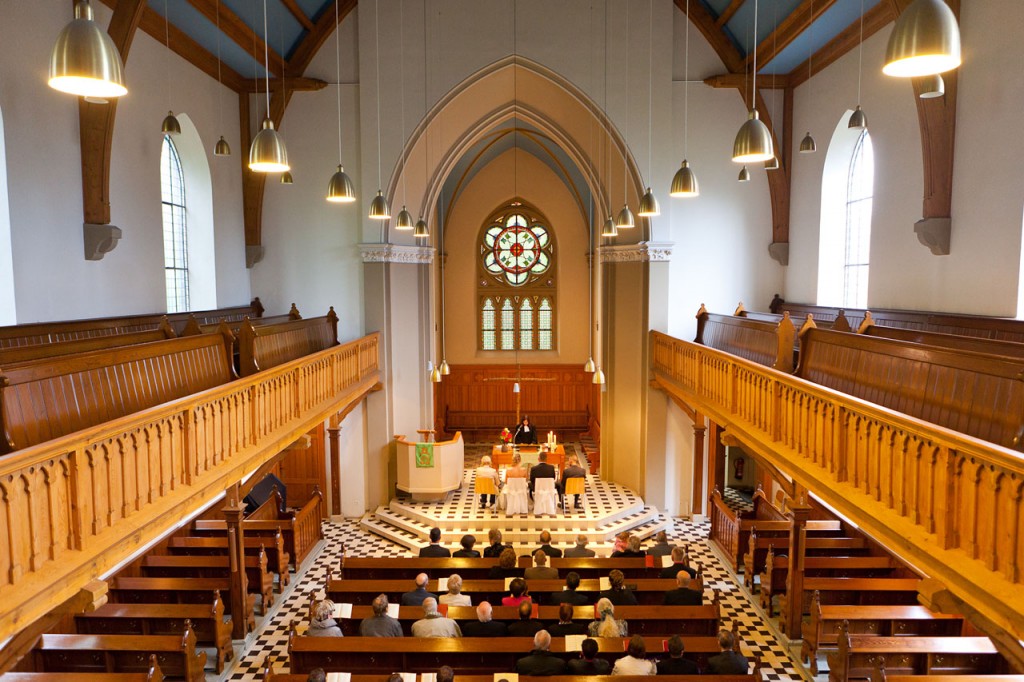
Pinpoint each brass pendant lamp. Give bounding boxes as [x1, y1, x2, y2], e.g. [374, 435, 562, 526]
[849, 0, 868, 130]
[738, 166, 751, 182]
[800, 0, 817, 153]
[636, 0, 659, 218]
[159, 1, 180, 136]
[249, 0, 289, 172]
[883, 0, 961, 78]
[395, 0, 415, 230]
[616, 3, 634, 229]
[326, 0, 356, 202]
[602, 217, 618, 238]
[919, 73, 944, 98]
[48, 0, 127, 99]
[280, 171, 294, 184]
[670, 0, 699, 198]
[212, 0, 231, 156]
[732, 0, 773, 163]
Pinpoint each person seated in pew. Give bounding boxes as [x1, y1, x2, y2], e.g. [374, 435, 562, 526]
[601, 568, 639, 605]
[657, 635, 698, 675]
[558, 454, 586, 509]
[648, 531, 677, 557]
[307, 599, 343, 637]
[524, 550, 558, 580]
[588, 597, 628, 637]
[547, 603, 587, 636]
[483, 529, 513, 558]
[411, 597, 462, 638]
[307, 669, 327, 682]
[612, 635, 657, 675]
[659, 546, 698, 579]
[612, 531, 631, 554]
[419, 527, 451, 557]
[533, 530, 563, 558]
[437, 666, 454, 682]
[460, 601, 507, 637]
[502, 577, 532, 607]
[528, 452, 557, 498]
[706, 629, 748, 675]
[515, 630, 567, 676]
[507, 600, 545, 637]
[612, 535, 646, 558]
[488, 547, 524, 579]
[476, 456, 502, 509]
[549, 571, 591, 605]
[453, 534, 481, 558]
[401, 573, 438, 606]
[663, 572, 703, 606]
[439, 574, 471, 607]
[359, 594, 404, 637]
[563, 534, 596, 558]
[567, 637, 612, 675]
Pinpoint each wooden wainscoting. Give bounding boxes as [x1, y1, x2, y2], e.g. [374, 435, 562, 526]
[434, 364, 600, 442]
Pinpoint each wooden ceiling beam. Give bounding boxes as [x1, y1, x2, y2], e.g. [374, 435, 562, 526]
[786, 2, 894, 88]
[704, 73, 790, 89]
[675, 0, 744, 74]
[715, 0, 745, 28]
[280, 0, 316, 31]
[184, 0, 285, 77]
[241, 77, 328, 94]
[746, 0, 839, 70]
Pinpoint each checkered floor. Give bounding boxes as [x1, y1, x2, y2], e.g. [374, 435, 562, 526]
[218, 468, 806, 682]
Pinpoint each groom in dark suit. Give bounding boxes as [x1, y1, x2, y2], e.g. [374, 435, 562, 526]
[529, 451, 556, 497]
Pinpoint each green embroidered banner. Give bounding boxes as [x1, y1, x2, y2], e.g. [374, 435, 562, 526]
[415, 442, 434, 468]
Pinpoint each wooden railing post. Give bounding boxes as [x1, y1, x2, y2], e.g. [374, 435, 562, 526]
[782, 498, 811, 638]
[328, 425, 342, 516]
[222, 483, 249, 640]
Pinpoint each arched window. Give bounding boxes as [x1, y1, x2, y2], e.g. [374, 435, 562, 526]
[478, 202, 556, 351]
[161, 135, 190, 313]
[817, 114, 874, 308]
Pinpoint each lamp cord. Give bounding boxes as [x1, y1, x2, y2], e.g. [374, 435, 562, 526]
[683, 0, 689, 159]
[752, 0, 758, 111]
[335, 0, 343, 164]
[263, 0, 270, 117]
[647, 0, 653, 186]
[857, 0, 864, 105]
[375, 0, 383, 189]
[164, 0, 171, 110]
[215, 0, 222, 131]
[400, 0, 408, 208]
[622, 3, 628, 207]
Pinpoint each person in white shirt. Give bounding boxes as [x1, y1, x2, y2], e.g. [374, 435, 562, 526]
[612, 635, 656, 675]
[438, 574, 472, 606]
[475, 455, 502, 508]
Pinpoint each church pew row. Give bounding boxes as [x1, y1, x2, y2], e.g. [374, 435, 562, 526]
[32, 624, 206, 682]
[166, 532, 291, 587]
[287, 635, 751, 675]
[180, 303, 301, 336]
[108, 577, 256, 635]
[269, 674, 758, 682]
[2, 656, 164, 682]
[0, 300, 262, 349]
[0, 323, 176, 365]
[193, 486, 325, 569]
[741, 522, 859, 588]
[800, 594, 968, 675]
[777, 578, 923, 638]
[694, 304, 796, 372]
[74, 598, 232, 674]
[708, 486, 786, 572]
[873, 667, 1024, 682]
[0, 329, 235, 455]
[140, 550, 275, 613]
[859, 316, 1024, 361]
[239, 309, 339, 377]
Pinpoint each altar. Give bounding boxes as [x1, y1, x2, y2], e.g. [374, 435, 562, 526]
[491, 444, 566, 472]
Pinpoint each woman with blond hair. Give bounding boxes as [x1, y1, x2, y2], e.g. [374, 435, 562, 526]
[308, 599, 343, 637]
[588, 597, 628, 637]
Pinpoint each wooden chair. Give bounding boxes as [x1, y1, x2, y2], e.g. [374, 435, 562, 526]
[533, 478, 558, 516]
[474, 475, 498, 513]
[564, 476, 586, 511]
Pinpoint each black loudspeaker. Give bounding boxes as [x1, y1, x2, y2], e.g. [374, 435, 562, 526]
[244, 473, 287, 515]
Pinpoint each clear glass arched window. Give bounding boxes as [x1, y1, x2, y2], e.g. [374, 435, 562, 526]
[843, 131, 874, 308]
[160, 135, 190, 313]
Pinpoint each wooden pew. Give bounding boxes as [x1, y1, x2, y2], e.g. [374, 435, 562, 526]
[140, 550, 274, 613]
[193, 487, 324, 569]
[709, 486, 787, 572]
[827, 622, 1004, 682]
[287, 634, 736, 675]
[3, 656, 163, 682]
[108, 577, 255, 634]
[181, 303, 300, 336]
[0, 330, 234, 455]
[166, 533, 290, 587]
[741, 522, 861, 589]
[75, 598, 232, 674]
[336, 554, 687, 581]
[800, 594, 965, 674]
[859, 316, 1024, 361]
[33, 624, 206, 682]
[238, 310, 338, 377]
[694, 304, 795, 372]
[795, 327, 1024, 451]
[269, 672, 759, 682]
[871, 664, 1023, 682]
[778, 579, 922, 637]
[0, 324, 176, 365]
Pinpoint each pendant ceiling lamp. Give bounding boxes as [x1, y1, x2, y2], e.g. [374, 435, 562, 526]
[670, 0, 699, 198]
[414, 218, 429, 239]
[280, 171, 294, 184]
[849, 0, 868, 130]
[213, 0, 230, 155]
[592, 367, 606, 385]
[800, 0, 817, 153]
[738, 166, 751, 182]
[48, 0, 127, 99]
[764, 155, 779, 171]
[919, 73, 944, 98]
[602, 217, 618, 238]
[215, 136, 231, 156]
[732, 0, 773, 163]
[161, 111, 181, 135]
[395, 1, 415, 230]
[637, 0, 659, 218]
[369, 0, 390, 220]
[159, 1, 180, 135]
[249, 1, 289, 172]
[616, 203, 635, 229]
[325, 0, 355, 202]
[800, 131, 817, 153]
[883, 0, 960, 78]
[616, 3, 634, 229]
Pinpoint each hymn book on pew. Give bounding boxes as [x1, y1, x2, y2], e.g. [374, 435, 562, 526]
[565, 634, 586, 651]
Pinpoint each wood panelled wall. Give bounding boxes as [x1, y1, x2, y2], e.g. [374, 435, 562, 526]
[434, 364, 600, 442]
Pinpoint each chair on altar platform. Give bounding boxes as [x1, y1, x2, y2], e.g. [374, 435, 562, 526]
[564, 476, 586, 511]
[505, 478, 529, 515]
[533, 478, 558, 516]
[474, 475, 498, 514]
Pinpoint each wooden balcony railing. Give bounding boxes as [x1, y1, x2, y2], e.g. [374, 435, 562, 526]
[0, 333, 380, 642]
[650, 330, 1024, 646]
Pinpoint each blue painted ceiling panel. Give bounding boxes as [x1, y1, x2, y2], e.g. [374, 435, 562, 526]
[725, 0, 805, 55]
[761, 0, 882, 74]
[148, 0, 268, 79]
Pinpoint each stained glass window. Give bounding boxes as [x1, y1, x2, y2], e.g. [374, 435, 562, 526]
[482, 213, 552, 287]
[481, 298, 496, 350]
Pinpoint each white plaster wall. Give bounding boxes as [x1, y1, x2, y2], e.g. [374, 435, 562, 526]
[0, 1, 248, 322]
[337, 403, 369, 517]
[0, 105, 15, 325]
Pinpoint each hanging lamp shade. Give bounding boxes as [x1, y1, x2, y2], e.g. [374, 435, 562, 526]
[637, 187, 660, 217]
[280, 171, 294, 185]
[602, 217, 618, 238]
[738, 166, 751, 182]
[369, 190, 390, 220]
[396, 206, 415, 231]
[512, 382, 520, 394]
[799, 132, 817, 153]
[848, 105, 868, 129]
[161, 111, 181, 135]
[615, 204, 635, 229]
[919, 73, 944, 98]
[249, 118, 289, 172]
[430, 367, 442, 383]
[732, 109, 774, 163]
[326, 165, 356, 202]
[764, 156, 780, 171]
[670, 160, 699, 198]
[439, 359, 450, 375]
[414, 218, 429, 239]
[883, 0, 961, 77]
[584, 357, 596, 373]
[48, 0, 128, 99]
[214, 136, 231, 156]
[592, 367, 606, 385]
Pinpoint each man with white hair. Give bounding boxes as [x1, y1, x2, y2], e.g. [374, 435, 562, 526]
[476, 455, 502, 508]
[411, 597, 462, 638]
[461, 601, 507, 637]
[515, 630, 567, 675]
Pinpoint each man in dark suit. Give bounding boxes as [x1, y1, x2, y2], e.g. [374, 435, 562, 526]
[706, 629, 749, 675]
[563, 535, 596, 558]
[557, 454, 587, 508]
[507, 600, 545, 637]
[400, 573, 438, 606]
[515, 630, 567, 676]
[419, 527, 451, 557]
[483, 529, 512, 558]
[529, 452, 557, 497]
[663, 572, 703, 606]
[659, 546, 698, 579]
[534, 530, 563, 558]
[566, 638, 611, 675]
[600, 569, 638, 606]
[525, 550, 558, 580]
[657, 635, 699, 675]
[452, 534, 480, 558]
[460, 601, 507, 637]
[550, 572, 591, 605]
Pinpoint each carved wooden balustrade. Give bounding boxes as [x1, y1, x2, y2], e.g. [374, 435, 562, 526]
[650, 331, 1024, 645]
[0, 333, 380, 642]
